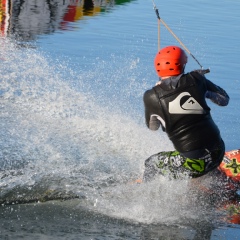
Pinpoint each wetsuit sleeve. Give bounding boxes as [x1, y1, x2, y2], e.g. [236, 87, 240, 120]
[143, 89, 164, 131]
[205, 80, 230, 106]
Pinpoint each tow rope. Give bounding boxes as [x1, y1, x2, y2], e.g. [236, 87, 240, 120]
[152, 0, 210, 74]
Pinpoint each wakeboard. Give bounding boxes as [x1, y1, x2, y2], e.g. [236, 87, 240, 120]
[218, 149, 240, 181]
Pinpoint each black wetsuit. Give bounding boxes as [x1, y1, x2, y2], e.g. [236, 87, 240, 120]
[143, 71, 229, 180]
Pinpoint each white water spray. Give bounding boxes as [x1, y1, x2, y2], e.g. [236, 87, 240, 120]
[0, 38, 220, 224]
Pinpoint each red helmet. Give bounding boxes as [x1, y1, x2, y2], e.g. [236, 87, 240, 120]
[154, 46, 188, 77]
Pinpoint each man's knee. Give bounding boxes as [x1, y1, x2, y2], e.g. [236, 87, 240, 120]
[143, 155, 159, 181]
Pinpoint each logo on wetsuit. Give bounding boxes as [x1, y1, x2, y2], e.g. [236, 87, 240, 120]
[169, 92, 205, 114]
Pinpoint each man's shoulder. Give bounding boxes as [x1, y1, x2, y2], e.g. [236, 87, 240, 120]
[143, 87, 158, 102]
[144, 86, 158, 96]
[186, 71, 208, 80]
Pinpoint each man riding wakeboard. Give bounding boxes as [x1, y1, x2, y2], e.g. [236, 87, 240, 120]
[143, 46, 229, 181]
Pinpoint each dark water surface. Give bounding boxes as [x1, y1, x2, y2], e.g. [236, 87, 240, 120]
[1, 0, 240, 239]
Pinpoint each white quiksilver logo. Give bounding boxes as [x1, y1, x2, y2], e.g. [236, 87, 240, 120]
[169, 92, 205, 114]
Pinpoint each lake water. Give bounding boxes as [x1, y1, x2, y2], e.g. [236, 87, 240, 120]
[1, 0, 240, 239]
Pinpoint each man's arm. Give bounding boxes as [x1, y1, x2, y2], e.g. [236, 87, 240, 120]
[205, 80, 230, 106]
[143, 89, 163, 131]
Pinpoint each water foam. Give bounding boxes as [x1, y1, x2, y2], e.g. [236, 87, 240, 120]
[0, 38, 223, 225]
[0, 38, 171, 203]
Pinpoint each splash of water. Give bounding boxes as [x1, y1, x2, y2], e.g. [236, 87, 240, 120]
[0, 38, 227, 225]
[0, 38, 169, 201]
